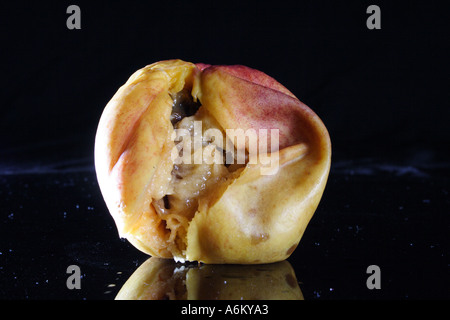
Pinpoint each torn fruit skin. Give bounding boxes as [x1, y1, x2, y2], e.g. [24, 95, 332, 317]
[95, 59, 331, 264]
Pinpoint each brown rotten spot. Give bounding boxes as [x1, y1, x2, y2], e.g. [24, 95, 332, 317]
[95, 59, 331, 264]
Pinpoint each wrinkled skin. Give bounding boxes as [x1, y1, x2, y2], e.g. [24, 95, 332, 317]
[115, 257, 303, 300]
[95, 59, 331, 264]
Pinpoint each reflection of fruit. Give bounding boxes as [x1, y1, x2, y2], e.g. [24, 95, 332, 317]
[115, 257, 303, 300]
[95, 59, 331, 264]
[115, 258, 187, 300]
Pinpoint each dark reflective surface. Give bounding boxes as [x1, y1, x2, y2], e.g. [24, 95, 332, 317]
[1, 160, 448, 300]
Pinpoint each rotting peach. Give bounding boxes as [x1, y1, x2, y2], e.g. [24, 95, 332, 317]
[95, 59, 331, 264]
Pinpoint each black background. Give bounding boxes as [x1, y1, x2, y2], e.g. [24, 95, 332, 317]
[0, 0, 448, 300]
[1, 0, 448, 169]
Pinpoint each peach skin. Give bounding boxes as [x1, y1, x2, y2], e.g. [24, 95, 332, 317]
[95, 59, 331, 264]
